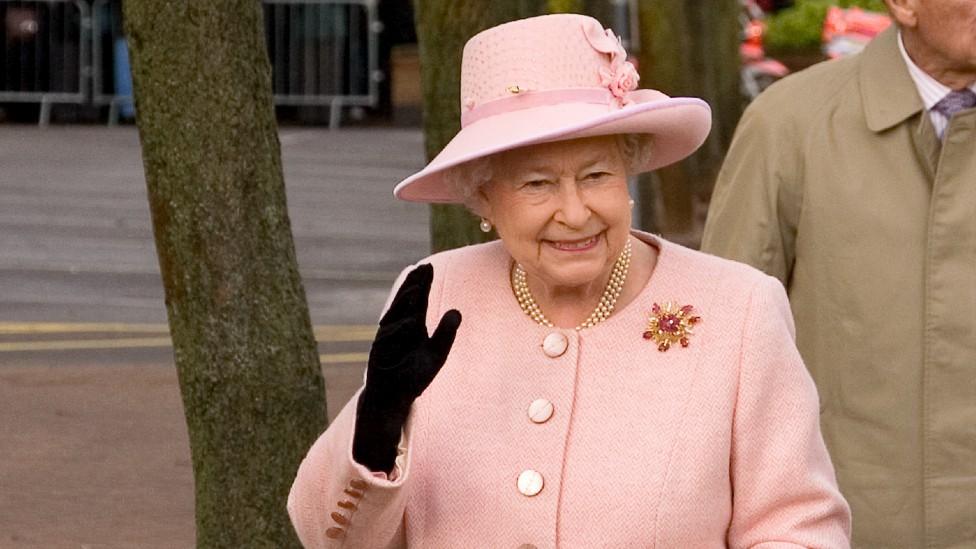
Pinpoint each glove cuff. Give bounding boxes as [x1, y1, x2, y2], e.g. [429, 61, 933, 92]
[351, 390, 409, 473]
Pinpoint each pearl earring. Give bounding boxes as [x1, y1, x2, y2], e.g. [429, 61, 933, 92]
[480, 218, 492, 233]
[628, 199, 635, 207]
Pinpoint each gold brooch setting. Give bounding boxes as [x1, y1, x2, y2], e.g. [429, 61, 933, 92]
[643, 302, 700, 352]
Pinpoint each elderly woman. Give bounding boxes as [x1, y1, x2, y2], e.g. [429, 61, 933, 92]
[288, 14, 850, 548]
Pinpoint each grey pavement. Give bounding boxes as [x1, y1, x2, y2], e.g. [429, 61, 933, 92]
[0, 126, 431, 547]
[0, 125, 433, 415]
[0, 126, 430, 327]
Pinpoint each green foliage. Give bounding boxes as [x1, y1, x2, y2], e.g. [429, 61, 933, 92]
[547, 0, 583, 13]
[764, 0, 887, 52]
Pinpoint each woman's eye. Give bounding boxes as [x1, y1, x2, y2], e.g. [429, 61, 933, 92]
[584, 171, 610, 181]
[520, 179, 550, 189]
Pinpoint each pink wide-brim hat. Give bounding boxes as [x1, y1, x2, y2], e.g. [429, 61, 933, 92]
[393, 13, 712, 203]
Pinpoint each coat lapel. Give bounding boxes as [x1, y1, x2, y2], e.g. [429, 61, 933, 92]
[910, 111, 940, 184]
[859, 26, 924, 134]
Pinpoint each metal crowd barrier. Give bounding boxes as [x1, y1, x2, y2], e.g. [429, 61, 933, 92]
[0, 0, 90, 126]
[264, 0, 381, 129]
[1, 0, 380, 128]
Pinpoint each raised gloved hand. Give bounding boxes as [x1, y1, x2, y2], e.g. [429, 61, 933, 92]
[352, 264, 462, 473]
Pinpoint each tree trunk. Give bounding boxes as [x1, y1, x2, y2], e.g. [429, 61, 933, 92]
[637, 0, 740, 241]
[549, 0, 583, 13]
[413, 0, 544, 252]
[123, 2, 327, 546]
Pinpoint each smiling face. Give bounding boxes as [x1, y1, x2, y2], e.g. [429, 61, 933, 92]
[477, 135, 632, 293]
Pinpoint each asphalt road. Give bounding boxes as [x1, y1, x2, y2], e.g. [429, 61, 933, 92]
[0, 126, 430, 547]
[0, 126, 430, 368]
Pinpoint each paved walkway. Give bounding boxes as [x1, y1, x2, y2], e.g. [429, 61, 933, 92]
[0, 126, 429, 547]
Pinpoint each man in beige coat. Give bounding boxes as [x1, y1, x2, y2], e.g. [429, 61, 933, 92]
[701, 0, 976, 547]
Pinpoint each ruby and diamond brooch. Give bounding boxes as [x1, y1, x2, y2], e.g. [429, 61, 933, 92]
[643, 302, 700, 352]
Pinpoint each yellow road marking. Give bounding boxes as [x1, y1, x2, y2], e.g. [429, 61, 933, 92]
[0, 321, 375, 338]
[319, 353, 369, 365]
[0, 337, 173, 352]
[0, 337, 370, 366]
[315, 326, 376, 342]
[0, 322, 170, 334]
[0, 322, 376, 353]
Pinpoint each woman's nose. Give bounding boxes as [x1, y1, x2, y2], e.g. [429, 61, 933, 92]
[554, 182, 590, 228]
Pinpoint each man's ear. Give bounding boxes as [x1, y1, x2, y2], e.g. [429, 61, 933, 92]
[884, 0, 919, 28]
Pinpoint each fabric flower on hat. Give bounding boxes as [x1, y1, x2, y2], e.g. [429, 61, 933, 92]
[583, 20, 640, 106]
[600, 62, 640, 105]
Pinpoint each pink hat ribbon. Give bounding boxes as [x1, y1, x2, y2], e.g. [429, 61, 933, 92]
[460, 87, 667, 128]
[461, 88, 610, 127]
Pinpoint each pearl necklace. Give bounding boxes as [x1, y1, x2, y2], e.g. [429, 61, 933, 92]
[511, 239, 632, 331]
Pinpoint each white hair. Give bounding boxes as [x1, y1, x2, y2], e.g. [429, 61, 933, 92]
[445, 134, 652, 216]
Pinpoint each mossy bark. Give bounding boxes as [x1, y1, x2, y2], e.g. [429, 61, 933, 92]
[123, 2, 327, 546]
[413, 0, 544, 252]
[637, 0, 740, 236]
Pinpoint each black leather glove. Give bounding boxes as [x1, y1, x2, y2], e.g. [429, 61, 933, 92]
[352, 264, 462, 473]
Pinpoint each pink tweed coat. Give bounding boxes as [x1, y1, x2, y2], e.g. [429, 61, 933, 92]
[288, 233, 851, 548]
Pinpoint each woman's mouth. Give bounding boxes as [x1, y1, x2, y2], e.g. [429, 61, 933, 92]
[546, 234, 601, 252]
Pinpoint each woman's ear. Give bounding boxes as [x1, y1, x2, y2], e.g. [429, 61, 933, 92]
[473, 185, 493, 220]
[884, 0, 919, 28]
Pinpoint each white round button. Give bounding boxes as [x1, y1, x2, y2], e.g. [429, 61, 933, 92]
[527, 399, 554, 424]
[542, 332, 568, 358]
[517, 469, 544, 497]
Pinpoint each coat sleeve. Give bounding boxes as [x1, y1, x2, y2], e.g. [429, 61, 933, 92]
[700, 93, 804, 286]
[287, 387, 415, 549]
[288, 265, 420, 548]
[726, 275, 851, 549]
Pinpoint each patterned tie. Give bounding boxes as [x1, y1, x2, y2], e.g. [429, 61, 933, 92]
[932, 88, 976, 118]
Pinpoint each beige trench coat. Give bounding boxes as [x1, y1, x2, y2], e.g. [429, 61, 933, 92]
[701, 27, 976, 549]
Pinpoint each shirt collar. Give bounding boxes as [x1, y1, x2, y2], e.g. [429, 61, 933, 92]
[897, 31, 951, 110]
[897, 30, 976, 106]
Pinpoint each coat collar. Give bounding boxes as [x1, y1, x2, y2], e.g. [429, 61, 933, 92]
[860, 25, 925, 133]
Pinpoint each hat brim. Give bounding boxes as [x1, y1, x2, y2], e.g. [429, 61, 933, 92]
[393, 93, 711, 203]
